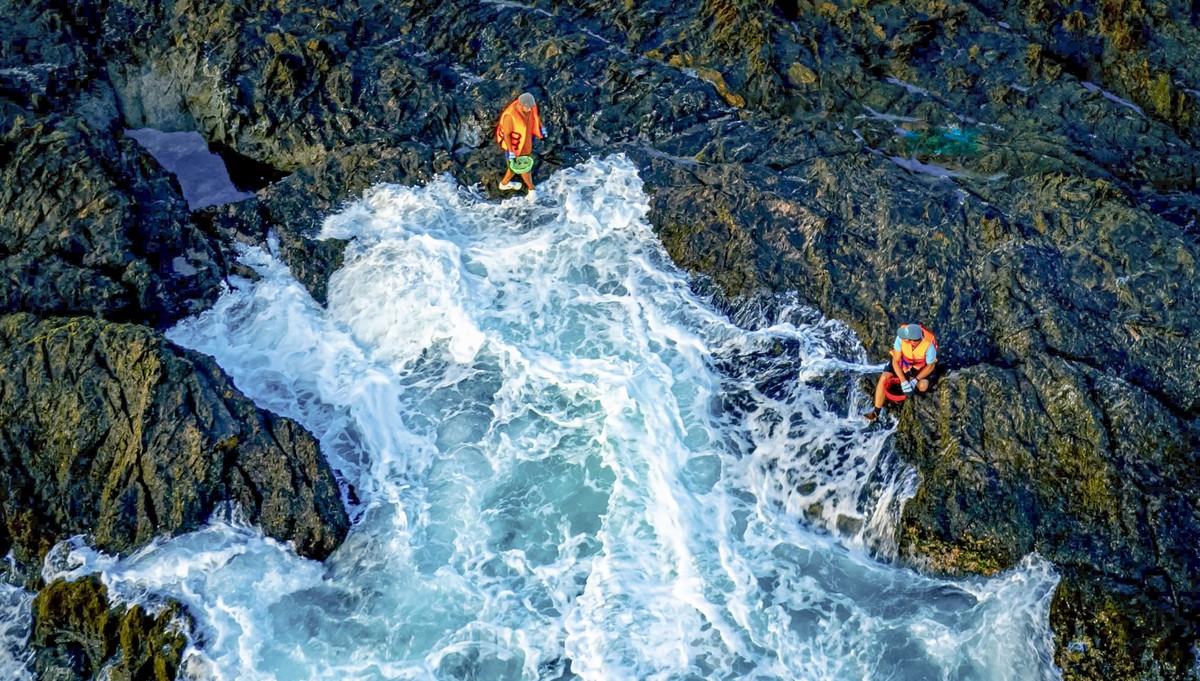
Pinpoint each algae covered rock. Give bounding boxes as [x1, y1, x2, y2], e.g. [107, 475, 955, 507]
[1050, 566, 1195, 681]
[0, 313, 348, 583]
[895, 357, 1200, 679]
[32, 576, 189, 681]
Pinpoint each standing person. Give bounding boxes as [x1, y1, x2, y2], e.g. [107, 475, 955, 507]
[864, 323, 938, 421]
[495, 92, 545, 195]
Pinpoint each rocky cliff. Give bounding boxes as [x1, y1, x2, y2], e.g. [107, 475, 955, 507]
[0, 313, 348, 580]
[2, 0, 1197, 678]
[2, 1, 351, 677]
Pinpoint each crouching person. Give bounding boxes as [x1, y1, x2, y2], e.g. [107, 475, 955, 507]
[864, 323, 937, 421]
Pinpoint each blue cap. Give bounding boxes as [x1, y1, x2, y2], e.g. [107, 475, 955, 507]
[898, 324, 923, 341]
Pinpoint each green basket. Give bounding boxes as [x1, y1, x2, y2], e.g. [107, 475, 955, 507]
[507, 155, 535, 174]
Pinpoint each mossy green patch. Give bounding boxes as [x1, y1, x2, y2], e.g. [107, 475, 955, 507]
[33, 577, 190, 681]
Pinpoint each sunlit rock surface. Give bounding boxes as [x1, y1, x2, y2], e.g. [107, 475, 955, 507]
[1, 0, 1197, 677]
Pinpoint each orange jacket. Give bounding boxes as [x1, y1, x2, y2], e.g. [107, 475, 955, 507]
[898, 326, 938, 372]
[495, 99, 543, 156]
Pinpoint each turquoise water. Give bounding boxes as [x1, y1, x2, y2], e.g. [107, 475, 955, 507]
[17, 156, 1060, 680]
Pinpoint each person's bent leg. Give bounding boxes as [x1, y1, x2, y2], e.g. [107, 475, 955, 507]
[501, 168, 515, 184]
[917, 361, 940, 392]
[865, 371, 893, 420]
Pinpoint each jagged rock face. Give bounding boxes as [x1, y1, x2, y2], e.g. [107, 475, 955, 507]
[0, 3, 362, 677]
[0, 1, 114, 126]
[0, 313, 349, 582]
[0, 113, 224, 327]
[976, 0, 1199, 135]
[32, 576, 189, 681]
[1050, 565, 1196, 681]
[896, 357, 1200, 679]
[896, 355, 1199, 588]
[2, 0, 1199, 678]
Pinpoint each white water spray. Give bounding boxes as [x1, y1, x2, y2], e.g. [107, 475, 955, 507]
[13, 156, 1058, 680]
[0, 579, 33, 681]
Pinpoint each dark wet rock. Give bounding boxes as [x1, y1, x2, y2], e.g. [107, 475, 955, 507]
[210, 141, 291, 193]
[32, 576, 189, 681]
[896, 357, 1199, 584]
[0, 112, 224, 327]
[895, 356, 1200, 679]
[3, 0, 1200, 677]
[974, 0, 1199, 141]
[0, 313, 349, 584]
[0, 1, 116, 128]
[1051, 565, 1194, 681]
[201, 193, 344, 306]
[977, 174, 1200, 413]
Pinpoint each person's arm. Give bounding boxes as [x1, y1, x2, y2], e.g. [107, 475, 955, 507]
[915, 361, 935, 380]
[497, 111, 514, 155]
[532, 105, 545, 139]
[890, 349, 905, 377]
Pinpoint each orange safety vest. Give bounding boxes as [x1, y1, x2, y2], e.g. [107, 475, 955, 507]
[899, 325, 938, 372]
[495, 99, 543, 157]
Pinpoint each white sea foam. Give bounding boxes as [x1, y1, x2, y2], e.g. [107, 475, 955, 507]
[0, 580, 34, 680]
[11, 155, 1061, 680]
